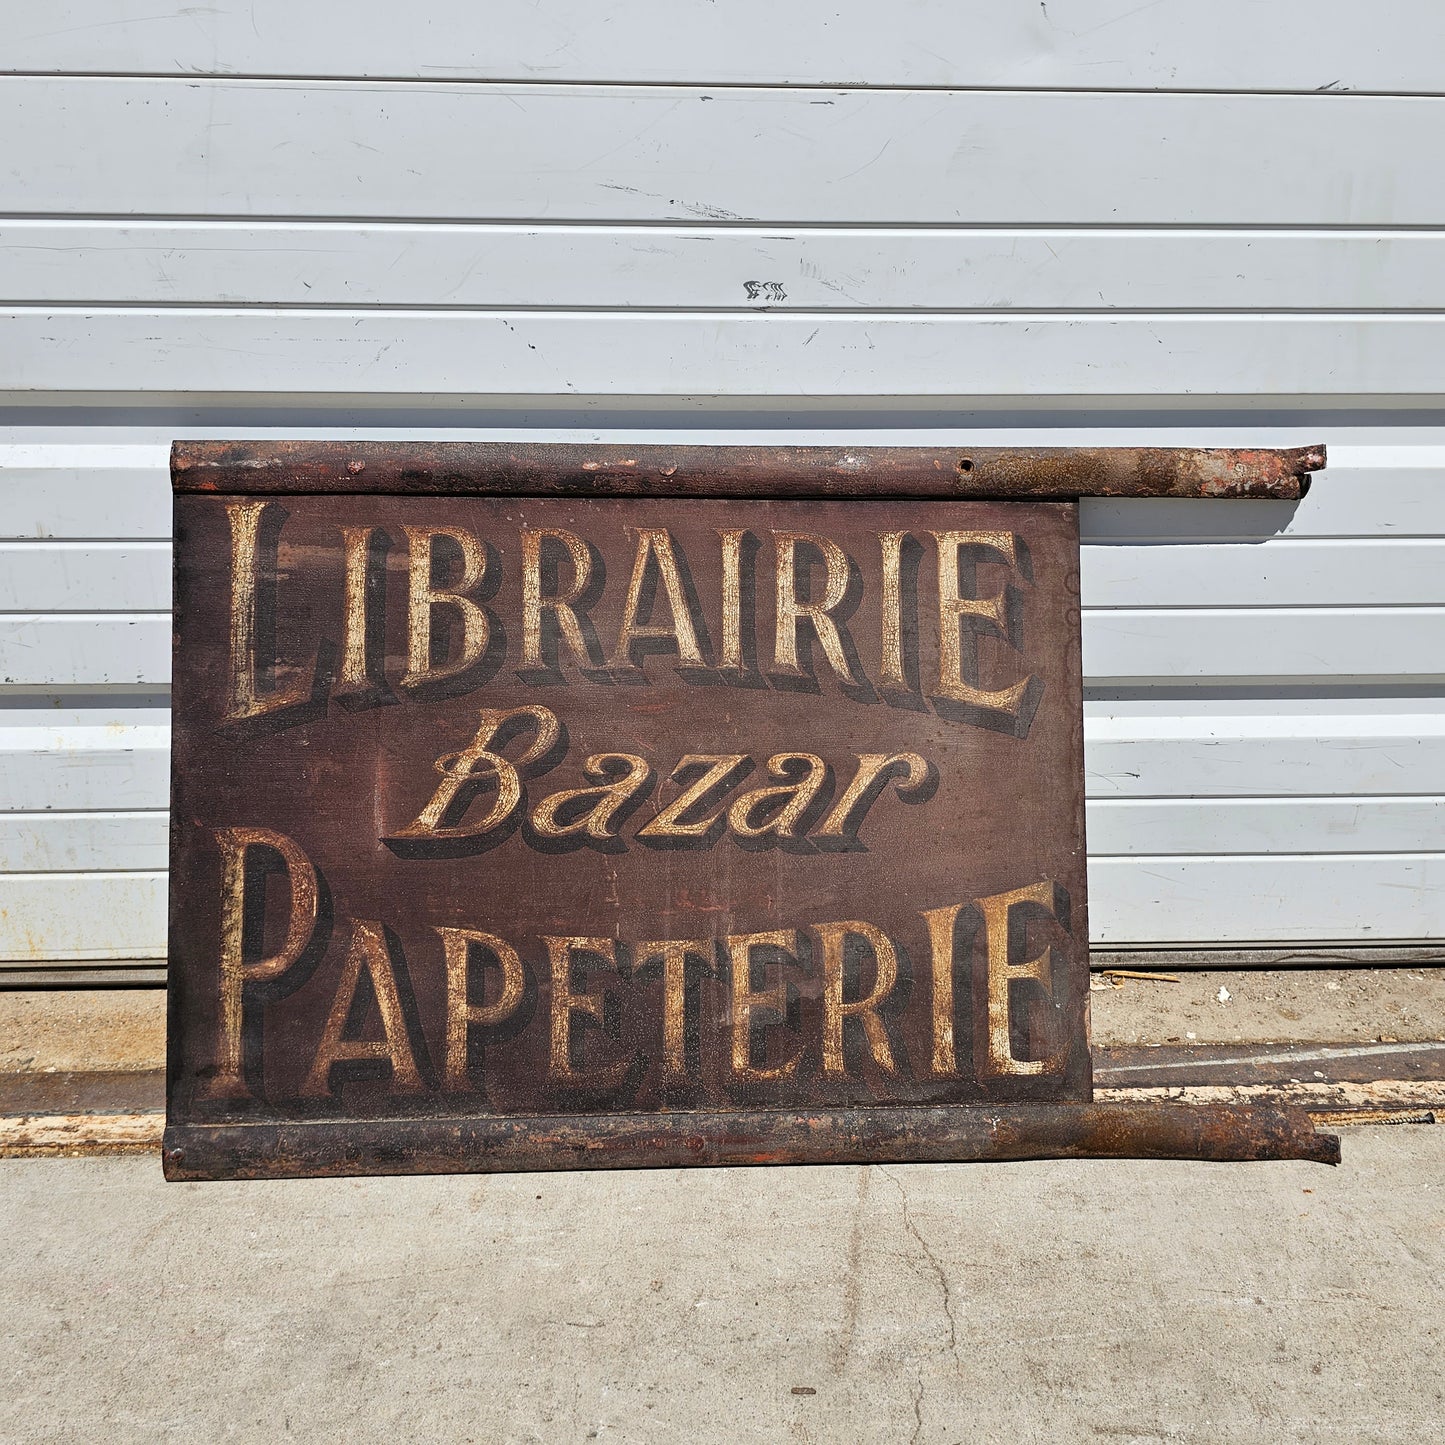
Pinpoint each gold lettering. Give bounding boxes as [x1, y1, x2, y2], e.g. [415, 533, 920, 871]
[727, 753, 826, 840]
[521, 527, 595, 671]
[921, 901, 969, 1078]
[814, 752, 931, 844]
[635, 939, 709, 1083]
[609, 528, 704, 669]
[933, 530, 1031, 715]
[206, 826, 319, 1100]
[225, 500, 310, 720]
[531, 754, 652, 841]
[439, 927, 526, 1092]
[637, 755, 750, 841]
[717, 528, 747, 671]
[977, 881, 1067, 1079]
[815, 920, 898, 1077]
[401, 525, 490, 688]
[389, 703, 560, 841]
[301, 920, 424, 1097]
[772, 531, 859, 685]
[727, 929, 804, 1082]
[546, 936, 629, 1086]
[878, 530, 910, 689]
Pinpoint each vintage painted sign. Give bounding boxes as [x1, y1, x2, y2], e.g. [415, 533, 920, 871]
[163, 443, 1337, 1177]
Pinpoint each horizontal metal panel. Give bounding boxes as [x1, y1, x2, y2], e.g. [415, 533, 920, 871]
[0, 617, 166, 687]
[0, 722, 170, 810]
[1089, 855, 1445, 945]
[1085, 713, 1445, 799]
[1086, 797, 1445, 857]
[9, 606, 1440, 689]
[7, 80, 1444, 225]
[3, 437, 1437, 458]
[6, 2, 1442, 92]
[8, 536, 1440, 616]
[1082, 606, 1445, 684]
[0, 811, 165, 871]
[1082, 540, 1445, 608]
[0, 871, 165, 960]
[0, 456, 170, 540]
[0, 543, 170, 610]
[6, 222, 1445, 311]
[7, 311, 1445, 398]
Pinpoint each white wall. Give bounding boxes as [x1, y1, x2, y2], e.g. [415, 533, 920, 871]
[3, 2, 1443, 961]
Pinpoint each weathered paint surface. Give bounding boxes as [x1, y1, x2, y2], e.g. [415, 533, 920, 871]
[167, 489, 1093, 1162]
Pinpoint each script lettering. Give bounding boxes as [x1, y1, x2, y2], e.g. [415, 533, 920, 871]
[389, 704, 561, 842]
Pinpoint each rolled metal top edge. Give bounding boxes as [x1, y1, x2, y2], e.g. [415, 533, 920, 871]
[171, 441, 1325, 500]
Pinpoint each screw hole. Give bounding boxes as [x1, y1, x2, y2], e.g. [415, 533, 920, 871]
[956, 457, 974, 473]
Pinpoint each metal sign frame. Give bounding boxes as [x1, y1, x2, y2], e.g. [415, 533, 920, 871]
[163, 442, 1337, 1180]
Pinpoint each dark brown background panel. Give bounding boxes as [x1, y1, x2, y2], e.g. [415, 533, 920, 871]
[168, 496, 1088, 1128]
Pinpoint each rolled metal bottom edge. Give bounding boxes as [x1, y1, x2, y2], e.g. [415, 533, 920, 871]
[161, 1101, 1340, 1180]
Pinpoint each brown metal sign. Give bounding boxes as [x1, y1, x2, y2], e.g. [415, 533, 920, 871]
[164, 443, 1337, 1179]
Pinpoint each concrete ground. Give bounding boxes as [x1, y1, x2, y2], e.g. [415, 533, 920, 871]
[2, 1132, 1441, 1444]
[1089, 967, 1445, 1046]
[3, 975, 1441, 1440]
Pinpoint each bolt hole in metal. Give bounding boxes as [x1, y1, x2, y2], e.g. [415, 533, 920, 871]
[956, 457, 974, 473]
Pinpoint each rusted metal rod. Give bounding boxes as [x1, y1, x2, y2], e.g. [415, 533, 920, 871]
[162, 1103, 1340, 1180]
[172, 441, 1324, 501]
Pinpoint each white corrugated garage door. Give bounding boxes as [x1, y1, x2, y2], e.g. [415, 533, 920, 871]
[2, 3, 1443, 968]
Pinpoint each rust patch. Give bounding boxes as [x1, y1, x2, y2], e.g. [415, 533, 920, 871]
[171, 442, 1324, 502]
[161, 1102, 1338, 1180]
